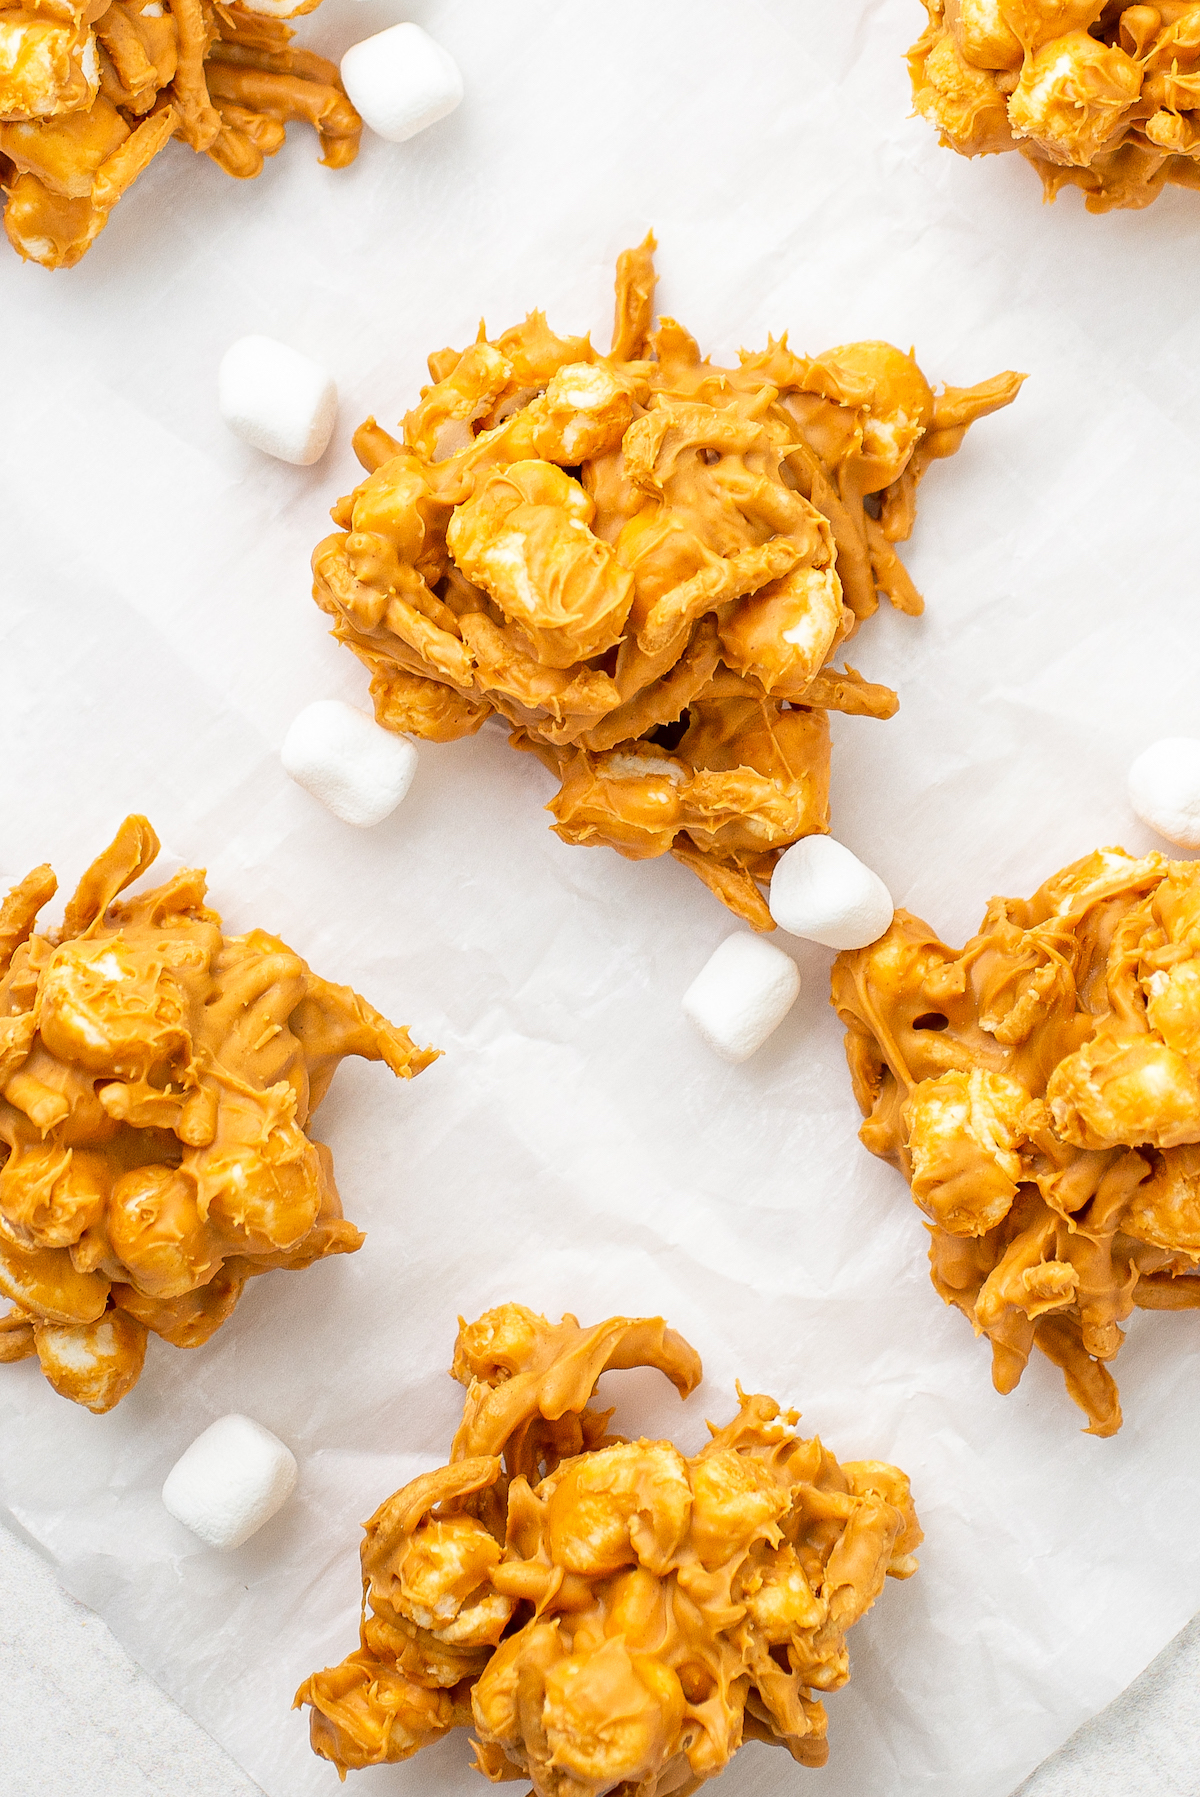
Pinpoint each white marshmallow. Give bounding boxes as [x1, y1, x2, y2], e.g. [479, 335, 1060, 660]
[340, 23, 463, 144]
[281, 699, 418, 827]
[769, 836, 894, 950]
[162, 1415, 297, 1551]
[218, 335, 337, 466]
[1128, 738, 1200, 850]
[682, 933, 801, 1064]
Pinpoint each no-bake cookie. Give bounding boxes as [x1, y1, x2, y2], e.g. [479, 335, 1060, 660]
[296, 1303, 921, 1787]
[0, 815, 434, 1411]
[833, 847, 1200, 1435]
[910, 2, 1200, 211]
[0, 0, 360, 267]
[314, 237, 1021, 929]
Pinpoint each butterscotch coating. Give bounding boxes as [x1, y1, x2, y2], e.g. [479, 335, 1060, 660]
[315, 238, 1021, 930]
[909, 2, 1200, 212]
[832, 848, 1200, 1437]
[0, 0, 362, 269]
[295, 1303, 921, 1790]
[0, 815, 435, 1412]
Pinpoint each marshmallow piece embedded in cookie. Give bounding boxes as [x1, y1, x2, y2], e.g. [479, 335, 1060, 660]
[770, 836, 894, 950]
[282, 699, 418, 827]
[162, 1415, 297, 1550]
[683, 933, 801, 1064]
[218, 335, 337, 466]
[340, 23, 463, 144]
[1128, 738, 1200, 849]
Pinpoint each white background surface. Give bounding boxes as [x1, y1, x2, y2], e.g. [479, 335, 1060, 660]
[3, 2, 1200, 1795]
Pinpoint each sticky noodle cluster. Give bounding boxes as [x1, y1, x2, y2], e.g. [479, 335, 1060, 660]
[832, 848, 1200, 1436]
[296, 1303, 921, 1789]
[314, 239, 1021, 929]
[910, 1, 1200, 211]
[0, 0, 360, 268]
[0, 815, 435, 1411]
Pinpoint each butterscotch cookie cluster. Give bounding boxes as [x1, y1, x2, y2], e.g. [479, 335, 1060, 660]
[0, 815, 435, 1411]
[313, 237, 1020, 929]
[0, 0, 360, 267]
[910, 1, 1200, 211]
[296, 1303, 921, 1787]
[833, 848, 1200, 1435]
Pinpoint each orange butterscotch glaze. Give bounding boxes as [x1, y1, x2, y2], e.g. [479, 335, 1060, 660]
[315, 238, 1022, 931]
[832, 847, 1200, 1436]
[295, 1304, 920, 1792]
[0, 815, 435, 1411]
[0, 0, 361, 269]
[909, 2, 1200, 212]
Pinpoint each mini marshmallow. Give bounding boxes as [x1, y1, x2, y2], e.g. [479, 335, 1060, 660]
[281, 699, 418, 826]
[340, 23, 463, 144]
[162, 1414, 297, 1551]
[769, 836, 894, 950]
[218, 335, 337, 466]
[683, 932, 801, 1064]
[1128, 738, 1200, 850]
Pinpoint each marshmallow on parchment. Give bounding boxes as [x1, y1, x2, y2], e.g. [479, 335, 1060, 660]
[282, 700, 418, 827]
[769, 836, 894, 950]
[162, 1415, 297, 1551]
[218, 335, 337, 466]
[683, 933, 801, 1064]
[340, 23, 463, 143]
[1128, 738, 1200, 850]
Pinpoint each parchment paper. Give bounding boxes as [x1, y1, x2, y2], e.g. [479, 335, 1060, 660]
[3, 4, 1200, 1795]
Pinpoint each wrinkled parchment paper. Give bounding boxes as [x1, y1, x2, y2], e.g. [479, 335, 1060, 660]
[3, 3, 1200, 1794]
